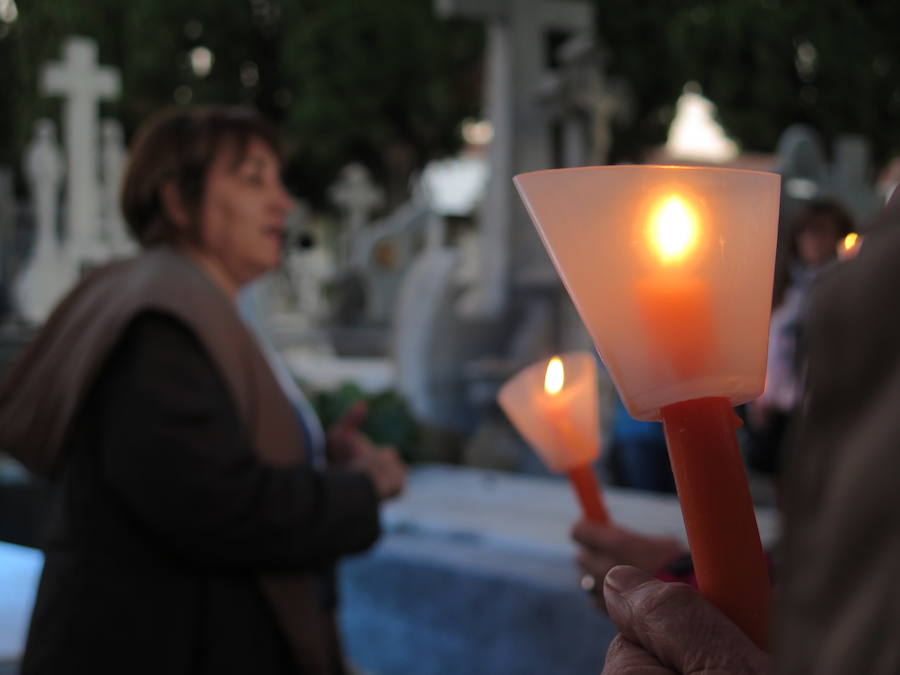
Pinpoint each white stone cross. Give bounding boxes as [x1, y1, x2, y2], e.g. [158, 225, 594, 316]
[42, 36, 120, 269]
[538, 36, 630, 167]
[329, 163, 384, 264]
[435, 0, 594, 316]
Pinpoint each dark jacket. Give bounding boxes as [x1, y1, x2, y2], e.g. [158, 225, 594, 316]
[0, 249, 382, 674]
[22, 312, 379, 674]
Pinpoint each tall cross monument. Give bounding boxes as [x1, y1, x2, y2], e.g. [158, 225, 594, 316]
[42, 36, 120, 268]
[436, 0, 595, 318]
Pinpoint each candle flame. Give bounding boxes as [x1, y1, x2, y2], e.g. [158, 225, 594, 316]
[843, 232, 859, 251]
[544, 357, 564, 395]
[648, 196, 699, 264]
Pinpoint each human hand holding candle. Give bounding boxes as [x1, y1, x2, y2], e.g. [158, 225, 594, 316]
[514, 166, 780, 649]
[498, 352, 609, 524]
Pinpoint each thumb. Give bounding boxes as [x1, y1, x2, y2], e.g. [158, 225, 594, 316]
[603, 566, 771, 675]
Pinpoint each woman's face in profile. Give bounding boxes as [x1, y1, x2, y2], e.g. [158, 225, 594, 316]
[198, 136, 295, 288]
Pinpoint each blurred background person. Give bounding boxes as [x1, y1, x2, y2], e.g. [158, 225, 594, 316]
[744, 198, 853, 481]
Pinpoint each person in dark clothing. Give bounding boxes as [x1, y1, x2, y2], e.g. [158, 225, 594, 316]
[745, 198, 853, 478]
[0, 105, 406, 674]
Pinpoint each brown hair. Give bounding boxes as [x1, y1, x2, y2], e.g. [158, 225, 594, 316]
[121, 106, 281, 246]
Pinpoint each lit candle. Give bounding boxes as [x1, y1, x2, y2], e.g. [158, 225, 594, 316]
[635, 194, 713, 378]
[637, 192, 769, 649]
[499, 352, 609, 524]
[513, 165, 780, 648]
[838, 231, 861, 260]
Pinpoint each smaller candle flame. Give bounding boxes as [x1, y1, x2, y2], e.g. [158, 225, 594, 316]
[544, 357, 565, 395]
[649, 196, 699, 264]
[843, 232, 859, 251]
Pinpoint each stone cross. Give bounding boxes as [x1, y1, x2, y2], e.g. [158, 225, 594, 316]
[42, 36, 120, 268]
[13, 119, 76, 325]
[100, 118, 137, 257]
[538, 36, 629, 167]
[435, 0, 595, 317]
[329, 163, 384, 265]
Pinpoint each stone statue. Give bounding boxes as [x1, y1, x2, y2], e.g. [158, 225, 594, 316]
[13, 119, 76, 324]
[101, 118, 137, 257]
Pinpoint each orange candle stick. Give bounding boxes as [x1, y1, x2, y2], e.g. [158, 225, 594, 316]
[514, 165, 781, 649]
[660, 396, 771, 648]
[566, 463, 609, 524]
[499, 353, 609, 524]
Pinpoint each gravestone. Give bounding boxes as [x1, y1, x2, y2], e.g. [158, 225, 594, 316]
[831, 134, 879, 225]
[12, 120, 75, 325]
[100, 119, 137, 257]
[350, 178, 437, 323]
[774, 125, 879, 228]
[330, 163, 384, 266]
[42, 36, 120, 269]
[393, 247, 469, 429]
[773, 125, 829, 202]
[287, 238, 334, 323]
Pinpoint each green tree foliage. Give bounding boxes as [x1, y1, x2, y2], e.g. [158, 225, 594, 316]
[0, 0, 482, 205]
[312, 382, 432, 464]
[595, 0, 900, 167]
[277, 2, 483, 207]
[4, 0, 900, 200]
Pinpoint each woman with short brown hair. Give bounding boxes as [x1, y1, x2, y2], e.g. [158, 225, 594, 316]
[0, 105, 405, 674]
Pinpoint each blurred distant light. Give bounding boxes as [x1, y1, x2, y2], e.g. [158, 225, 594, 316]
[461, 118, 493, 146]
[184, 20, 203, 40]
[422, 155, 488, 216]
[0, 0, 18, 23]
[838, 232, 862, 260]
[174, 85, 193, 105]
[240, 61, 259, 88]
[190, 46, 214, 78]
[784, 177, 819, 200]
[665, 85, 738, 163]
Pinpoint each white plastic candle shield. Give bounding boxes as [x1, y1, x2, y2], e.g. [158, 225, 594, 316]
[498, 352, 599, 472]
[514, 165, 781, 421]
